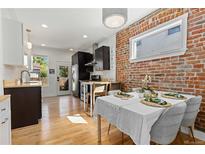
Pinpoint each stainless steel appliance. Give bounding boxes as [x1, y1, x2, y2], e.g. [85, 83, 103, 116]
[91, 75, 101, 81]
[72, 64, 79, 96]
[71, 52, 93, 97]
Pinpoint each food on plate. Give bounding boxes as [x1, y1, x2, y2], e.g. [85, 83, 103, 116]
[144, 97, 168, 105]
[162, 93, 187, 99]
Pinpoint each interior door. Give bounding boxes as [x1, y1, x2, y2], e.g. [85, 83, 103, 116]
[57, 62, 71, 95]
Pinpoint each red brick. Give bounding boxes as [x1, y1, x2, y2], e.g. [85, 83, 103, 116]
[116, 8, 205, 131]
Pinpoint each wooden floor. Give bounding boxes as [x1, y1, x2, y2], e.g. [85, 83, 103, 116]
[12, 95, 205, 145]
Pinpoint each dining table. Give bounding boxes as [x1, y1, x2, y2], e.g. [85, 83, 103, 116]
[93, 91, 195, 145]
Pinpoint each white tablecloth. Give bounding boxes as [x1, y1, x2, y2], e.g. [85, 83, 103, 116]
[93, 91, 194, 145]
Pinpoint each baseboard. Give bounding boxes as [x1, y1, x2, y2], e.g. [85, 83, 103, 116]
[181, 127, 205, 141]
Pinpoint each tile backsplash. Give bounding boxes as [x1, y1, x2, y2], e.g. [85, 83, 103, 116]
[3, 65, 26, 81]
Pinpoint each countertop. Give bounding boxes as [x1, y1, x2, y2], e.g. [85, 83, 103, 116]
[3, 80, 42, 89]
[80, 80, 120, 84]
[80, 80, 111, 84]
[0, 95, 10, 103]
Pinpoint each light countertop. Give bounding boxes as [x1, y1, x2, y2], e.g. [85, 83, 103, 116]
[80, 80, 111, 85]
[3, 80, 42, 89]
[0, 95, 10, 103]
[80, 80, 120, 84]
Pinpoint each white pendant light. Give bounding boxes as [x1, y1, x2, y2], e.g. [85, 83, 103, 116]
[102, 8, 128, 29]
[27, 42, 32, 50]
[26, 29, 32, 50]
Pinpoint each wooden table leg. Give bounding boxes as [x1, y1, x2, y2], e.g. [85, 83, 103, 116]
[83, 84, 86, 111]
[97, 114, 101, 144]
[90, 84, 93, 116]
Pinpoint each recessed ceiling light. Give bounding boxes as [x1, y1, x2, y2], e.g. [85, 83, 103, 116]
[69, 48, 74, 51]
[83, 35, 88, 38]
[41, 24, 48, 28]
[41, 44, 46, 46]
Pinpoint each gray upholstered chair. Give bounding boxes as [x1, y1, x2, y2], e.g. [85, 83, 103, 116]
[150, 102, 186, 145]
[181, 96, 202, 142]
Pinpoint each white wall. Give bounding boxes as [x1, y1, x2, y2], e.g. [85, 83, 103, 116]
[32, 45, 74, 97]
[91, 34, 116, 81]
[0, 9, 3, 95]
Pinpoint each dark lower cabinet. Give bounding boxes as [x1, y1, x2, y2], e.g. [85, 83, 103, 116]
[4, 87, 42, 129]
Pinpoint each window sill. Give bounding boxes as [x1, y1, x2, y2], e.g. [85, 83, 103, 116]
[129, 49, 187, 63]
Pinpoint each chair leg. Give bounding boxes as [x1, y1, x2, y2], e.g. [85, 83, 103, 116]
[121, 132, 124, 144]
[189, 126, 195, 142]
[177, 130, 184, 145]
[107, 123, 111, 134]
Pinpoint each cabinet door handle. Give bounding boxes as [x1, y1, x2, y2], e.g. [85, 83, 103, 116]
[1, 118, 8, 124]
[1, 108, 6, 112]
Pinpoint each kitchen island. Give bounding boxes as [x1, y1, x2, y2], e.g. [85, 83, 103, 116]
[3, 80, 42, 129]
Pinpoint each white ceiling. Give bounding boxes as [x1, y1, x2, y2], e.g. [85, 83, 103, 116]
[14, 8, 158, 51]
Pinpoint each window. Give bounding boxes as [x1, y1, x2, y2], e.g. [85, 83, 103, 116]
[31, 55, 49, 85]
[168, 25, 181, 35]
[129, 13, 188, 62]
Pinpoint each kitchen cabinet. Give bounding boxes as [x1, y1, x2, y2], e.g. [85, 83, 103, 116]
[4, 87, 42, 129]
[95, 46, 110, 71]
[2, 18, 23, 65]
[0, 95, 11, 145]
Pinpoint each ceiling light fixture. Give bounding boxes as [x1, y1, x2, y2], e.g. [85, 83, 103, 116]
[102, 8, 128, 29]
[41, 44, 46, 46]
[83, 35, 88, 38]
[69, 48, 74, 51]
[26, 29, 32, 50]
[41, 24, 48, 28]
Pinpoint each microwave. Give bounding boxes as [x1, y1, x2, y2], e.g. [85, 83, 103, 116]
[91, 75, 101, 81]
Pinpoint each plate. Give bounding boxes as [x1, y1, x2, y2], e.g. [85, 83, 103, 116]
[114, 92, 134, 100]
[161, 93, 187, 100]
[141, 98, 172, 108]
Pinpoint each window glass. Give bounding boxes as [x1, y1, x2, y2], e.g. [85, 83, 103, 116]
[129, 13, 188, 62]
[31, 55, 49, 86]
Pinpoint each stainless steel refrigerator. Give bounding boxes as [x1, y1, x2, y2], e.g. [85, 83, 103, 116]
[71, 64, 79, 97]
[71, 52, 93, 97]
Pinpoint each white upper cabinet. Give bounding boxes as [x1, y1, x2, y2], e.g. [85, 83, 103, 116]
[2, 18, 23, 65]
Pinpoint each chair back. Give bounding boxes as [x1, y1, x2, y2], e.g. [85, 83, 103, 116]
[181, 96, 202, 127]
[150, 102, 186, 145]
[93, 82, 110, 94]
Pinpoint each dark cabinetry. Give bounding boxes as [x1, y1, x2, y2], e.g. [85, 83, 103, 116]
[95, 46, 110, 71]
[4, 87, 42, 129]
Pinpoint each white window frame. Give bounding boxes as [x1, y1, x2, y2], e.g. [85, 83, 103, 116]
[129, 13, 188, 63]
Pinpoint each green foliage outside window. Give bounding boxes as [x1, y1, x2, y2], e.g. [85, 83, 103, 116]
[59, 66, 68, 77]
[33, 56, 48, 78]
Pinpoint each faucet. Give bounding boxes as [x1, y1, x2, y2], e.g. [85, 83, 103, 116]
[20, 70, 30, 83]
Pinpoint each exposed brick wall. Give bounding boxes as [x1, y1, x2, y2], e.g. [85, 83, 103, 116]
[116, 8, 205, 131]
